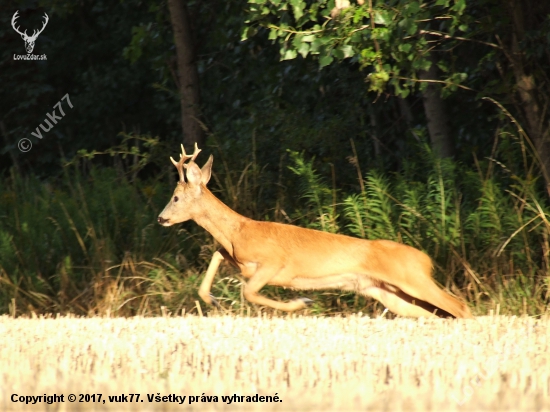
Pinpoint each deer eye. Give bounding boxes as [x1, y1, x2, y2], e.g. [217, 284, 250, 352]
[174, 196, 179, 202]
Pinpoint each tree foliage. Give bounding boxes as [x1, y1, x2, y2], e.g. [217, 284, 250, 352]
[244, 0, 471, 97]
[244, 0, 550, 103]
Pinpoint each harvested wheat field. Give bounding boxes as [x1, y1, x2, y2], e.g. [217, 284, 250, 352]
[0, 314, 548, 411]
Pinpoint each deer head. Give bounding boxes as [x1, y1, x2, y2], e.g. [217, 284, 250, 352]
[157, 144, 213, 226]
[12, 11, 49, 54]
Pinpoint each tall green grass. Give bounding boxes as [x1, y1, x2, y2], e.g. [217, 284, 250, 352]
[0, 165, 191, 315]
[290, 142, 549, 316]
[1, 130, 549, 317]
[0, 136, 324, 316]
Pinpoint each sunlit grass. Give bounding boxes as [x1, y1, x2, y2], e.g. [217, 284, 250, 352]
[1, 142, 550, 317]
[1, 315, 548, 411]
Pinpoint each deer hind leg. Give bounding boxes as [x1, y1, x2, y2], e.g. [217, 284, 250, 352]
[395, 274, 474, 319]
[289, 274, 446, 317]
[361, 282, 455, 318]
[198, 249, 237, 306]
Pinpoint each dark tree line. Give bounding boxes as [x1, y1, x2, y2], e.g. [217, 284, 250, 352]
[1, 0, 549, 196]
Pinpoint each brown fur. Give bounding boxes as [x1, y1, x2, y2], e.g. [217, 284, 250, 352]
[158, 149, 473, 319]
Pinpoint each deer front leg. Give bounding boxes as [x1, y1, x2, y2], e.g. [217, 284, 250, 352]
[198, 251, 224, 307]
[243, 267, 313, 312]
[198, 249, 237, 307]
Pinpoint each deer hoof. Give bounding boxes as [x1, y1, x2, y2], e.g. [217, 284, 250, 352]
[298, 297, 314, 306]
[209, 294, 221, 308]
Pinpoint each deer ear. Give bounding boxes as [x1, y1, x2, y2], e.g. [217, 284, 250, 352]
[201, 155, 213, 185]
[185, 162, 202, 187]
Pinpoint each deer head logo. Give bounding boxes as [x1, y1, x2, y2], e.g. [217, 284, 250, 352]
[11, 11, 49, 54]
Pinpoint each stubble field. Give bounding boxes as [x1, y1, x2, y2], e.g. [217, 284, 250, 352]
[0, 314, 548, 411]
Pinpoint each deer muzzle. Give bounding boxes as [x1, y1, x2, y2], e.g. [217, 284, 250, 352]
[157, 216, 170, 226]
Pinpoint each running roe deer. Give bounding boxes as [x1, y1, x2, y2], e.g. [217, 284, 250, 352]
[157, 144, 473, 318]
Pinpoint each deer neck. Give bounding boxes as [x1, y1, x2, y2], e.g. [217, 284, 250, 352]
[192, 187, 248, 255]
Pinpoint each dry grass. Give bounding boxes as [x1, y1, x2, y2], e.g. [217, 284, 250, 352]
[0, 314, 548, 411]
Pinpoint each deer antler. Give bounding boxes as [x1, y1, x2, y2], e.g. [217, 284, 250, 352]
[183, 142, 202, 164]
[11, 11, 49, 40]
[11, 11, 26, 37]
[30, 13, 49, 40]
[170, 143, 202, 182]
